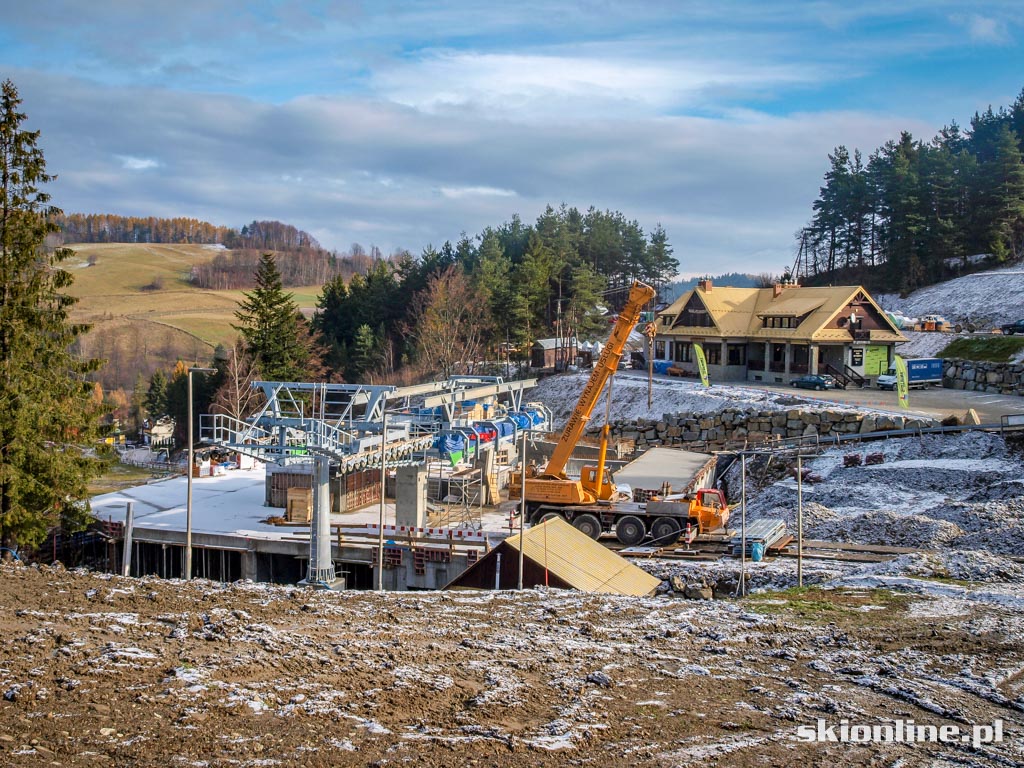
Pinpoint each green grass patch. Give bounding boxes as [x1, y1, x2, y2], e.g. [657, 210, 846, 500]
[89, 462, 168, 496]
[939, 336, 1024, 363]
[745, 586, 911, 623]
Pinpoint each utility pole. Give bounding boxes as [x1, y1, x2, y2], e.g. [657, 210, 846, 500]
[376, 412, 389, 591]
[518, 428, 527, 590]
[185, 366, 216, 581]
[797, 454, 804, 588]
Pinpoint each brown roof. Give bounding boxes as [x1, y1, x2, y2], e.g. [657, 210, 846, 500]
[659, 284, 905, 343]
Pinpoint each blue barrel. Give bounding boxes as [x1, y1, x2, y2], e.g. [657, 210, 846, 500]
[750, 542, 765, 562]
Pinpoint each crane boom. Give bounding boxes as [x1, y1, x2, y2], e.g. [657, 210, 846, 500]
[542, 280, 656, 479]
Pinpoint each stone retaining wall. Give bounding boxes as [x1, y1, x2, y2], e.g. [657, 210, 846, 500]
[586, 407, 939, 450]
[943, 359, 1024, 395]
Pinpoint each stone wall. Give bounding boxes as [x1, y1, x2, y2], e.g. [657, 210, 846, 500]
[587, 407, 939, 451]
[943, 359, 1024, 395]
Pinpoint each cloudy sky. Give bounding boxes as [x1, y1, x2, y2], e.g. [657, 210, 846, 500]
[2, 1, 1022, 276]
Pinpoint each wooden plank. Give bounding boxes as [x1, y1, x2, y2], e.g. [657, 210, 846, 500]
[801, 539, 928, 555]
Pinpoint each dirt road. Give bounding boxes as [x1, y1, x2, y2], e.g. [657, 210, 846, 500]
[1, 564, 1021, 766]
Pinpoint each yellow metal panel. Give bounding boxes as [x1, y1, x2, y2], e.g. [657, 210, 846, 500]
[506, 517, 661, 596]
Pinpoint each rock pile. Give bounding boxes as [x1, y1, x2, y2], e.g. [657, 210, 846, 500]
[587, 408, 940, 449]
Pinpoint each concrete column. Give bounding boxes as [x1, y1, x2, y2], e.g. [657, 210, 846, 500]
[395, 465, 427, 529]
[809, 344, 819, 375]
[241, 550, 258, 581]
[784, 342, 792, 374]
[303, 454, 339, 587]
[720, 340, 728, 368]
[764, 341, 771, 370]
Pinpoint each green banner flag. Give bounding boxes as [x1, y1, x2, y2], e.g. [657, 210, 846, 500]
[694, 343, 710, 387]
[894, 354, 909, 409]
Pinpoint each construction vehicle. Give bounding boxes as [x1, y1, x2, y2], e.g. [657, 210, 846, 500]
[511, 280, 732, 546]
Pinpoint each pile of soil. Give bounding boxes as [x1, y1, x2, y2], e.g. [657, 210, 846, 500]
[1, 564, 1022, 766]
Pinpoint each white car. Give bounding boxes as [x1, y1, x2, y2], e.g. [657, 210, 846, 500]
[876, 370, 897, 390]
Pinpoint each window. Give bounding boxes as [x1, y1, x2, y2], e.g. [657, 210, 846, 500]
[682, 309, 715, 327]
[727, 344, 746, 365]
[705, 345, 721, 365]
[763, 316, 798, 329]
[654, 340, 666, 359]
[674, 342, 691, 363]
[660, 315, 674, 326]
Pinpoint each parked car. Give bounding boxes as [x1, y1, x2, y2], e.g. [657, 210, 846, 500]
[1001, 319, 1024, 335]
[790, 374, 833, 391]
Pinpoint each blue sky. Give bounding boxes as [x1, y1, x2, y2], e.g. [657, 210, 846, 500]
[2, 1, 1022, 275]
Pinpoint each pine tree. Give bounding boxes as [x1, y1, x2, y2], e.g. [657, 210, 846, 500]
[234, 253, 313, 381]
[145, 369, 168, 417]
[129, 372, 147, 437]
[0, 79, 104, 550]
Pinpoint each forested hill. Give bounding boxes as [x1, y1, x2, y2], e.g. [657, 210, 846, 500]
[663, 272, 759, 301]
[799, 87, 1024, 293]
[51, 214, 326, 254]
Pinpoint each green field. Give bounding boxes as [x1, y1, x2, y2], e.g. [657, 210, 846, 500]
[938, 335, 1024, 363]
[65, 243, 323, 388]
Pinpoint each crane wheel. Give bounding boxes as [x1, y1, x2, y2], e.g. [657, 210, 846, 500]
[615, 515, 646, 546]
[650, 517, 682, 545]
[572, 513, 602, 540]
[536, 511, 564, 525]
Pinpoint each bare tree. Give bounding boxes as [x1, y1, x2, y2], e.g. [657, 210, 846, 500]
[212, 340, 264, 423]
[407, 266, 488, 380]
[753, 272, 778, 288]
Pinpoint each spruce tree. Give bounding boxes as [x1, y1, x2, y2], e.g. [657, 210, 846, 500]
[145, 368, 168, 417]
[234, 253, 312, 381]
[0, 79, 103, 550]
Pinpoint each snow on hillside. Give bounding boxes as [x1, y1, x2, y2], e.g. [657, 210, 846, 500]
[530, 370, 864, 425]
[875, 263, 1024, 328]
[892, 330, 963, 358]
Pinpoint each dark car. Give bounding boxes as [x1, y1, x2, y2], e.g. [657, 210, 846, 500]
[1001, 319, 1024, 335]
[790, 374, 833, 391]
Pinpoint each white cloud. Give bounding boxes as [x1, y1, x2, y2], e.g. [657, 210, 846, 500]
[116, 154, 160, 171]
[373, 50, 825, 119]
[440, 185, 517, 199]
[952, 13, 1011, 44]
[12, 71, 943, 275]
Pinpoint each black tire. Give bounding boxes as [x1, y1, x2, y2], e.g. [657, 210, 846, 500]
[572, 513, 602, 540]
[615, 515, 646, 546]
[536, 511, 563, 525]
[650, 516, 682, 545]
[815, 385, 823, 391]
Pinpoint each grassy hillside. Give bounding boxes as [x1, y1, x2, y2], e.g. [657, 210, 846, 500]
[65, 243, 322, 389]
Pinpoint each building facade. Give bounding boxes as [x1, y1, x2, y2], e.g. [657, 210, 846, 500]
[654, 279, 906, 384]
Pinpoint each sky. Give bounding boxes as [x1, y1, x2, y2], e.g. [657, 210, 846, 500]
[2, 1, 1022, 277]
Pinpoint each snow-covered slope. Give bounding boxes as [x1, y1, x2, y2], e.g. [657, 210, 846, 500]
[875, 263, 1024, 328]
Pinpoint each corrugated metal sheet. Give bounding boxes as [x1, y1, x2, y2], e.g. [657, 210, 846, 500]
[503, 517, 661, 596]
[612, 447, 715, 493]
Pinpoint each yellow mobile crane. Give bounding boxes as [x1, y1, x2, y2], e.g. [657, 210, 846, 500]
[514, 279, 731, 546]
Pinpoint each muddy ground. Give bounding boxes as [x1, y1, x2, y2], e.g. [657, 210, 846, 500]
[1, 564, 1022, 767]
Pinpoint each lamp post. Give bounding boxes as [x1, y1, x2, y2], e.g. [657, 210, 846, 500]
[185, 366, 216, 581]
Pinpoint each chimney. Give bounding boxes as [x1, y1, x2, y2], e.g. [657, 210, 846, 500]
[773, 283, 784, 298]
[697, 278, 712, 292]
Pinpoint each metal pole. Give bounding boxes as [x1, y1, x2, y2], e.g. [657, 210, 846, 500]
[740, 454, 747, 597]
[186, 368, 194, 581]
[376, 412, 388, 591]
[185, 366, 214, 582]
[517, 428, 526, 590]
[797, 454, 804, 588]
[121, 501, 135, 577]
